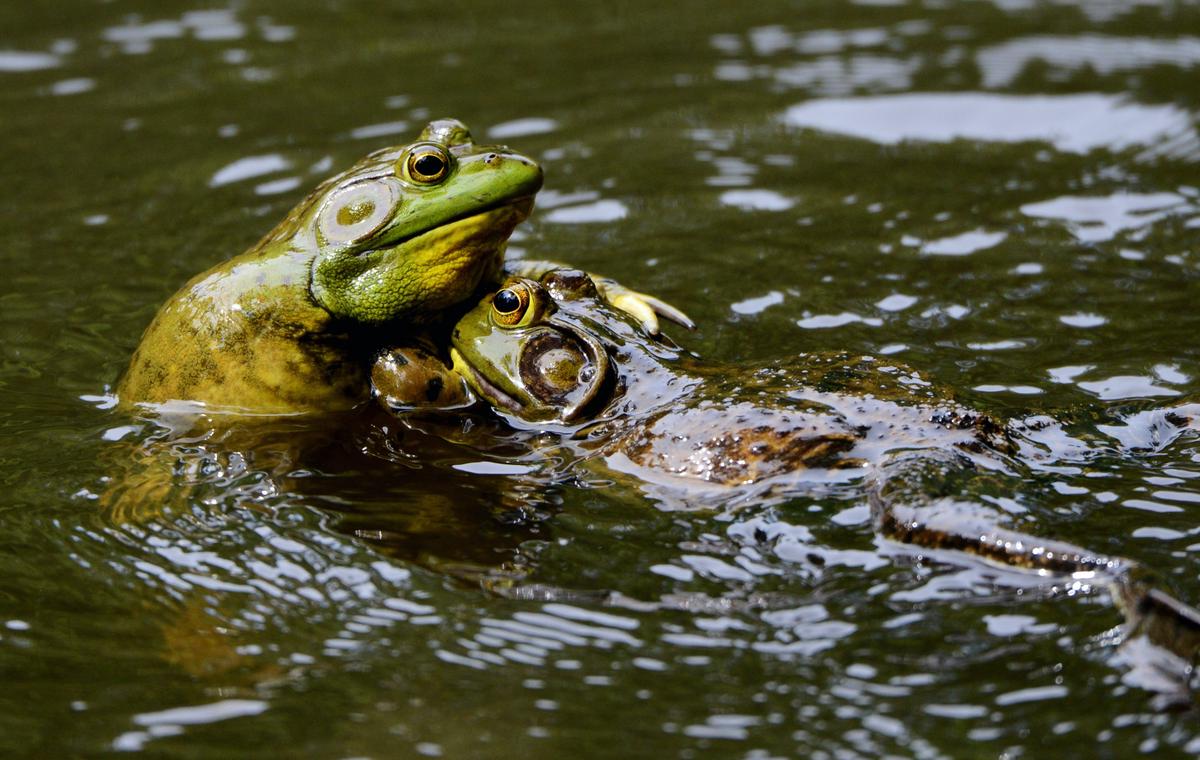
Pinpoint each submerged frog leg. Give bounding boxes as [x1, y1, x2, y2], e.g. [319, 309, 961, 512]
[870, 449, 1200, 681]
[153, 591, 288, 687]
[97, 438, 206, 524]
[870, 449, 1130, 575]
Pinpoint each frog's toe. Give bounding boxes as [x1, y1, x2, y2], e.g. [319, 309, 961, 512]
[610, 293, 663, 336]
[634, 292, 695, 331]
[599, 282, 694, 336]
[371, 346, 474, 412]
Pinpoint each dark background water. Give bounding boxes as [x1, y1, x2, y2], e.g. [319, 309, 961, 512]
[4, 0, 1200, 756]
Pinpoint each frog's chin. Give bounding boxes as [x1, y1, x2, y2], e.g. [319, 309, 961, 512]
[395, 195, 535, 250]
[388, 195, 536, 286]
[450, 348, 524, 415]
[312, 197, 537, 323]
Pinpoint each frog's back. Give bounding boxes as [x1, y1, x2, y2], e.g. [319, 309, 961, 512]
[117, 248, 364, 414]
[599, 350, 1000, 484]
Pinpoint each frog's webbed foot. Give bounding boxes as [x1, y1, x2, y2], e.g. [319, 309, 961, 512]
[371, 343, 475, 414]
[503, 259, 694, 336]
[1116, 580, 1200, 666]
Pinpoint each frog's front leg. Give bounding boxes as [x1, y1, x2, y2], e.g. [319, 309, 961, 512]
[503, 259, 694, 336]
[371, 340, 474, 414]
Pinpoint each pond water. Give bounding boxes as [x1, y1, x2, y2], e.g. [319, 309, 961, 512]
[4, 0, 1200, 756]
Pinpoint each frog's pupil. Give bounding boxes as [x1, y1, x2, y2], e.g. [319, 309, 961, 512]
[414, 153, 445, 178]
[494, 289, 520, 314]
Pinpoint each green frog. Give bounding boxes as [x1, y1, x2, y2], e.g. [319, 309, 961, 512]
[117, 119, 682, 416]
[372, 269, 1200, 664]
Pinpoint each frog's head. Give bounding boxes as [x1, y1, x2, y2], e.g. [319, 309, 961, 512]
[309, 119, 543, 324]
[449, 270, 635, 423]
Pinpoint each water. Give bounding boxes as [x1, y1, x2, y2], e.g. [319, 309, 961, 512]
[4, 0, 1200, 755]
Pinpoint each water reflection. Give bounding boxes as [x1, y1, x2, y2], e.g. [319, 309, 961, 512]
[208, 153, 291, 187]
[102, 10, 293, 54]
[920, 229, 1007, 256]
[489, 118, 560, 139]
[783, 93, 1198, 157]
[1020, 191, 1192, 243]
[543, 199, 628, 224]
[979, 34, 1200, 88]
[990, 0, 1173, 24]
[0, 51, 62, 71]
[719, 189, 794, 211]
[347, 120, 410, 140]
[113, 699, 269, 752]
[48, 78, 94, 96]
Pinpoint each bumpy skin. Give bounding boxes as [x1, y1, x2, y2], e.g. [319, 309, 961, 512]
[446, 271, 1010, 485]
[375, 270, 1200, 666]
[118, 119, 543, 414]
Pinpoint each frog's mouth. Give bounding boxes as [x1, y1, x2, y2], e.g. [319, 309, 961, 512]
[395, 195, 536, 250]
[450, 347, 523, 415]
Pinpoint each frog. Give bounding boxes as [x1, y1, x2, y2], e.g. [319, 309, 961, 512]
[116, 118, 683, 416]
[371, 268, 1200, 667]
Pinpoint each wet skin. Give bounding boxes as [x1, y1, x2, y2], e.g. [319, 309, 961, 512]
[373, 269, 1200, 668]
[117, 118, 544, 415]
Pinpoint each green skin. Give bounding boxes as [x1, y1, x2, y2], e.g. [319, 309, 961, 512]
[118, 118, 544, 415]
[373, 269, 1200, 663]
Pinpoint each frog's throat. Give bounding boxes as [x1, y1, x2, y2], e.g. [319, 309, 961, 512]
[311, 197, 535, 324]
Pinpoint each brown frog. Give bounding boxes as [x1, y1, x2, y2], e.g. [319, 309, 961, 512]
[372, 269, 1200, 669]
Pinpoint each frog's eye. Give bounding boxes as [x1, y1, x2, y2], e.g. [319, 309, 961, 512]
[491, 285, 530, 327]
[317, 180, 398, 246]
[404, 145, 451, 184]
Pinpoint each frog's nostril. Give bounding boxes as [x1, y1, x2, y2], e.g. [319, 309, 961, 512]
[484, 153, 499, 164]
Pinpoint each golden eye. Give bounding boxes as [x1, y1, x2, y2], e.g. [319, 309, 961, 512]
[491, 286, 529, 327]
[405, 145, 450, 184]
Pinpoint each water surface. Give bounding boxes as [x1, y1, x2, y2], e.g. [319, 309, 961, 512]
[4, 0, 1200, 755]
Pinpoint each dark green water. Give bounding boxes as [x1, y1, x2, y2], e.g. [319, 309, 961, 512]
[4, 0, 1200, 756]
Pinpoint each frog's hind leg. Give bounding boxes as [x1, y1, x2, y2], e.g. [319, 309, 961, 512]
[97, 439, 201, 524]
[870, 449, 1133, 577]
[869, 449, 1200, 693]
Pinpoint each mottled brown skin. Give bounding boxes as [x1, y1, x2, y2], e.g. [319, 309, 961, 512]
[593, 357, 1009, 489]
[619, 403, 862, 484]
[375, 270, 1200, 672]
[372, 344, 473, 412]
